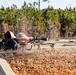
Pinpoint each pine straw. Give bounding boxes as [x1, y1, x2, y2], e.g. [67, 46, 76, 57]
[0, 47, 76, 75]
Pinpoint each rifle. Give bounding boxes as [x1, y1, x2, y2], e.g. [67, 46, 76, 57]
[29, 37, 55, 49]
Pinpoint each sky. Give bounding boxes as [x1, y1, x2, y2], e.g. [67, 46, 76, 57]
[0, 0, 76, 9]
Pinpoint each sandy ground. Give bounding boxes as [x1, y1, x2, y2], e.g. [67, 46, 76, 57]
[0, 39, 76, 75]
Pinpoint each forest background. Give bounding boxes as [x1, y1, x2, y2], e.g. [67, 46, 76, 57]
[0, 0, 76, 39]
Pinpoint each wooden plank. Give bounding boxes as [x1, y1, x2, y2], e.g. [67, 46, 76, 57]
[0, 58, 15, 75]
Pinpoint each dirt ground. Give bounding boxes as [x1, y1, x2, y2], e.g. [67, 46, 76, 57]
[0, 46, 76, 75]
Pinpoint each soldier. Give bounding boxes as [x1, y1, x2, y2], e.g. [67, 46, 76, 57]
[0, 31, 17, 50]
[0, 31, 32, 50]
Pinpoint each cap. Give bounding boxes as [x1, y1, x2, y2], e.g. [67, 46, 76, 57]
[4, 31, 16, 39]
[16, 32, 29, 40]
